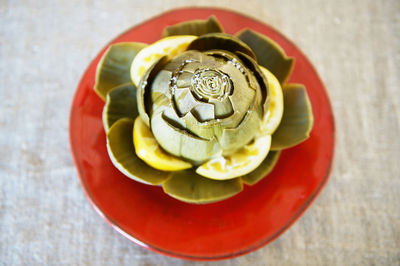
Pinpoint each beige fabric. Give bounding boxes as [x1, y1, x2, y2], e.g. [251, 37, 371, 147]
[1, 0, 399, 265]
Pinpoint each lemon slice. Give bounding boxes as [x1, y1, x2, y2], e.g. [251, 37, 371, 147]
[130, 35, 197, 87]
[133, 117, 192, 171]
[260, 66, 284, 135]
[196, 134, 271, 180]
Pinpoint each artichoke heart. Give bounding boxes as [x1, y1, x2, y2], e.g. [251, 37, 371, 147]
[94, 16, 314, 204]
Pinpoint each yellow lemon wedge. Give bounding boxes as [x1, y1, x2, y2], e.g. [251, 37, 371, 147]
[196, 134, 271, 180]
[133, 116, 192, 171]
[130, 35, 197, 87]
[260, 66, 284, 135]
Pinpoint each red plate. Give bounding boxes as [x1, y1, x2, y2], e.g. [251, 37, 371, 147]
[69, 7, 335, 261]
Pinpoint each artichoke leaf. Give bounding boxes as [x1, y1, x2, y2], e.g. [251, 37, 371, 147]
[182, 111, 217, 140]
[173, 87, 198, 116]
[191, 102, 215, 121]
[163, 51, 203, 72]
[149, 70, 172, 116]
[209, 98, 234, 118]
[220, 109, 261, 152]
[236, 51, 270, 114]
[162, 16, 224, 37]
[225, 70, 256, 117]
[95, 42, 146, 100]
[137, 56, 169, 126]
[187, 33, 256, 60]
[237, 29, 294, 84]
[271, 84, 313, 150]
[103, 84, 138, 132]
[162, 169, 243, 204]
[151, 112, 221, 163]
[106, 118, 171, 185]
[133, 117, 192, 171]
[241, 151, 281, 185]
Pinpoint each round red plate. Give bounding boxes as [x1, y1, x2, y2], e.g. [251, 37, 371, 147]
[69, 7, 335, 261]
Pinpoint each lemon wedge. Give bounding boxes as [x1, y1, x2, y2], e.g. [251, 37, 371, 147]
[260, 66, 284, 134]
[130, 35, 197, 87]
[196, 134, 271, 180]
[133, 116, 192, 171]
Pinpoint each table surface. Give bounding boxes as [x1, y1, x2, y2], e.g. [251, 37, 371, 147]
[1, 0, 399, 265]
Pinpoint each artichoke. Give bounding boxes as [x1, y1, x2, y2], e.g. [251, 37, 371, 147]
[94, 16, 313, 204]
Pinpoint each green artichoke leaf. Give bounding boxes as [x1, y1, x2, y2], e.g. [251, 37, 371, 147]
[137, 56, 169, 126]
[220, 108, 261, 153]
[209, 98, 234, 118]
[162, 169, 243, 204]
[235, 51, 270, 115]
[271, 84, 313, 150]
[151, 112, 221, 163]
[103, 84, 138, 132]
[95, 42, 147, 100]
[236, 29, 294, 84]
[241, 151, 281, 185]
[149, 70, 172, 116]
[106, 118, 171, 185]
[182, 111, 217, 140]
[187, 33, 256, 60]
[162, 16, 224, 37]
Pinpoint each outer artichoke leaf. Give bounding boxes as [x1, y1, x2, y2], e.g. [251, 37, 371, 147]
[95, 42, 147, 100]
[162, 16, 224, 37]
[103, 84, 138, 132]
[106, 118, 170, 185]
[162, 169, 243, 204]
[137, 56, 169, 126]
[241, 151, 281, 185]
[187, 33, 256, 60]
[237, 29, 294, 84]
[271, 84, 313, 150]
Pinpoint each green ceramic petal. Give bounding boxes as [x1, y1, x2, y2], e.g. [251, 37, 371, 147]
[187, 33, 256, 60]
[137, 56, 169, 126]
[95, 42, 147, 100]
[241, 151, 281, 185]
[162, 16, 223, 37]
[237, 29, 294, 84]
[271, 84, 313, 150]
[102, 84, 138, 132]
[162, 169, 243, 204]
[106, 118, 170, 185]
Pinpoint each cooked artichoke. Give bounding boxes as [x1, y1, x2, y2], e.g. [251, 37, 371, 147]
[94, 16, 313, 204]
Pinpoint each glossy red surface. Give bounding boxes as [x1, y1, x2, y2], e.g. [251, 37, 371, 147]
[69, 8, 335, 261]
